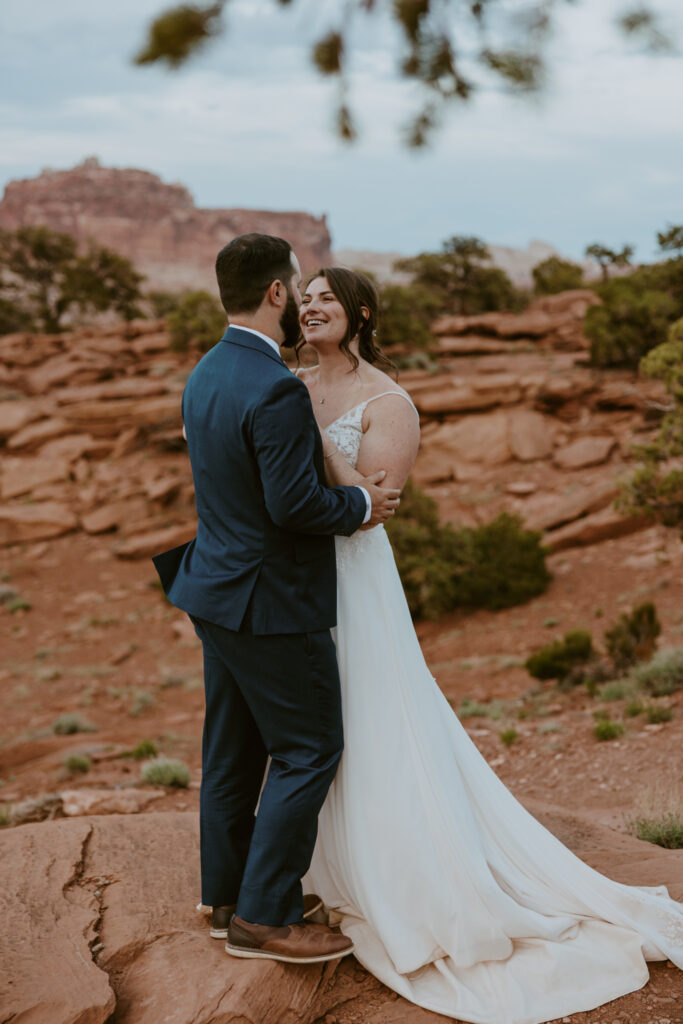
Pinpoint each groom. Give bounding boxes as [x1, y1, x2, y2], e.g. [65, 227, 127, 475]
[153, 233, 400, 963]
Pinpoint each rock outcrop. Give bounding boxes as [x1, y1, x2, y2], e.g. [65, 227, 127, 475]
[1, 807, 681, 1024]
[0, 285, 671, 556]
[0, 158, 332, 290]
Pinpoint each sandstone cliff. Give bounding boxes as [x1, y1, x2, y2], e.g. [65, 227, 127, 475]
[0, 158, 332, 291]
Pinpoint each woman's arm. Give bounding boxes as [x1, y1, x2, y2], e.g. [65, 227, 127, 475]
[323, 394, 420, 491]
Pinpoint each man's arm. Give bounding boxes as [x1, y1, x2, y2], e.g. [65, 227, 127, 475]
[251, 374, 367, 536]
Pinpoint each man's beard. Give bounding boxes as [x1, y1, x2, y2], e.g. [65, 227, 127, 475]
[280, 290, 301, 349]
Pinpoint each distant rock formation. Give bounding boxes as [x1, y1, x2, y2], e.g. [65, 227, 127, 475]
[0, 157, 332, 292]
[335, 241, 600, 288]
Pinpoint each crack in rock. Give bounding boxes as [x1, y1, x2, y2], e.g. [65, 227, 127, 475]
[62, 823, 119, 1021]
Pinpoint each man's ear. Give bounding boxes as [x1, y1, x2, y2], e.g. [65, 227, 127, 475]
[267, 278, 284, 307]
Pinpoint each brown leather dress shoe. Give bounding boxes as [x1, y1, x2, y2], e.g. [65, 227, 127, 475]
[210, 892, 323, 939]
[225, 915, 354, 964]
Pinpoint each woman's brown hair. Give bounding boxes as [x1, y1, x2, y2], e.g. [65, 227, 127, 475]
[302, 267, 396, 376]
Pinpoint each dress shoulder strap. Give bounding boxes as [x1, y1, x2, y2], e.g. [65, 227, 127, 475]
[364, 390, 419, 418]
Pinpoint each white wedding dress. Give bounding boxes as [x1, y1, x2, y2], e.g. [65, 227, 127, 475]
[304, 392, 683, 1024]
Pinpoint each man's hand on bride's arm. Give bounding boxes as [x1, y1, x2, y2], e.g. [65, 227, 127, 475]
[360, 470, 401, 529]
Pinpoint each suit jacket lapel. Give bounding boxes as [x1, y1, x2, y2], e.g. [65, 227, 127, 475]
[221, 326, 285, 367]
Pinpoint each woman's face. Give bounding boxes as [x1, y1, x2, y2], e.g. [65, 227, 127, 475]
[299, 276, 348, 347]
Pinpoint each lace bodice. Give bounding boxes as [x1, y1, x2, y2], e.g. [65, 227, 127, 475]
[324, 391, 418, 470]
[323, 391, 419, 571]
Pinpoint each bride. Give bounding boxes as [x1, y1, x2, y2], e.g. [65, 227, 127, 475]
[295, 266, 683, 1024]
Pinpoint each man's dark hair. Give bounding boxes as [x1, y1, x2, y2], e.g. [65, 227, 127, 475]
[215, 233, 294, 314]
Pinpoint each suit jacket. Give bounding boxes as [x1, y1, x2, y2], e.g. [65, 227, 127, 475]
[152, 325, 367, 634]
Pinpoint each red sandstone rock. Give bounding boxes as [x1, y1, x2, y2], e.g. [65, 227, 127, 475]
[553, 435, 618, 469]
[1, 457, 71, 499]
[54, 378, 168, 404]
[0, 159, 332, 290]
[0, 807, 680, 1024]
[522, 480, 619, 532]
[6, 416, 72, 451]
[145, 476, 181, 504]
[436, 335, 518, 355]
[428, 412, 511, 468]
[81, 500, 150, 535]
[505, 481, 538, 495]
[38, 434, 111, 462]
[0, 501, 78, 543]
[61, 788, 165, 815]
[0, 401, 43, 438]
[545, 508, 651, 550]
[62, 394, 181, 435]
[114, 523, 195, 559]
[507, 409, 555, 461]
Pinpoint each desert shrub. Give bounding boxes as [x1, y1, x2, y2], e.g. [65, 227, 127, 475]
[525, 630, 593, 683]
[387, 484, 551, 619]
[52, 714, 97, 735]
[593, 719, 624, 741]
[457, 697, 506, 720]
[450, 513, 551, 611]
[65, 754, 91, 774]
[627, 777, 683, 848]
[167, 290, 226, 353]
[586, 256, 683, 368]
[616, 317, 683, 532]
[396, 235, 526, 316]
[630, 812, 683, 848]
[0, 225, 143, 333]
[378, 282, 441, 350]
[0, 804, 10, 827]
[645, 704, 673, 724]
[596, 680, 624, 701]
[130, 690, 155, 716]
[147, 290, 180, 317]
[625, 699, 645, 717]
[500, 727, 518, 746]
[141, 755, 190, 787]
[604, 602, 661, 673]
[629, 647, 683, 696]
[532, 256, 584, 295]
[7, 597, 32, 613]
[131, 739, 158, 760]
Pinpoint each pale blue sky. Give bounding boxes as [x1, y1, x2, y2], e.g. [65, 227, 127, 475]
[1, 0, 681, 261]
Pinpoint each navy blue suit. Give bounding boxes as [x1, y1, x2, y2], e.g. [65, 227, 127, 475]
[153, 326, 366, 925]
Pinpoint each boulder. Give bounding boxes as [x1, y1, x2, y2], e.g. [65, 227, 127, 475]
[553, 435, 617, 469]
[545, 508, 651, 551]
[1, 456, 71, 499]
[114, 523, 195, 559]
[38, 433, 111, 462]
[81, 499, 150, 535]
[62, 395, 181, 436]
[436, 335, 517, 355]
[61, 788, 165, 816]
[145, 476, 182, 504]
[414, 386, 490, 416]
[0, 805, 681, 1024]
[54, 378, 168, 405]
[507, 409, 555, 461]
[0, 818, 116, 1024]
[24, 352, 114, 394]
[6, 416, 72, 452]
[0, 502, 78, 544]
[0, 400, 43, 439]
[522, 480, 619, 532]
[426, 412, 511, 467]
[505, 481, 538, 496]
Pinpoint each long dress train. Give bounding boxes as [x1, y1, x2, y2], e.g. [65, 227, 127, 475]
[304, 393, 683, 1024]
